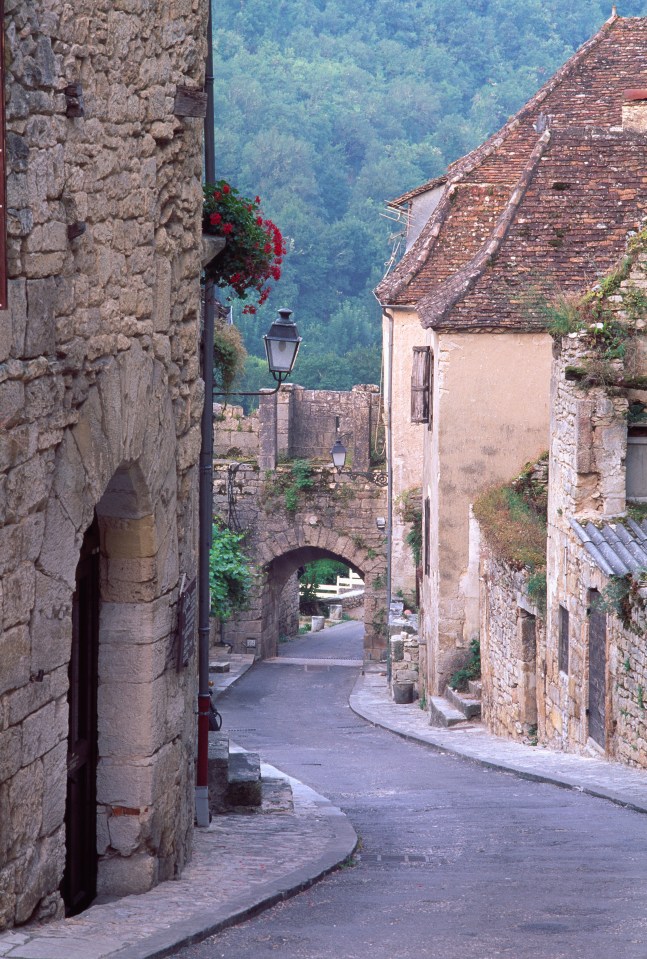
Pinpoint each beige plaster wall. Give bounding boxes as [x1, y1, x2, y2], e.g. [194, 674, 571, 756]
[422, 329, 553, 694]
[383, 307, 426, 600]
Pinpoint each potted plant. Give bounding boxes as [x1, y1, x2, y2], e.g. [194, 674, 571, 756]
[203, 180, 286, 315]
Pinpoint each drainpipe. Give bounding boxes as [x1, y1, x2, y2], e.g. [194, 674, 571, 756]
[196, 0, 216, 829]
[382, 308, 395, 683]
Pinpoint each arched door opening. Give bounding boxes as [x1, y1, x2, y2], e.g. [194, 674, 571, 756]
[63, 515, 100, 916]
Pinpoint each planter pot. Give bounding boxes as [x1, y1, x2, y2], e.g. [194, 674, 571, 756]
[393, 681, 414, 705]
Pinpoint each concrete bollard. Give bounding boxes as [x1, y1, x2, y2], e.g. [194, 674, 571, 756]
[328, 604, 342, 621]
[311, 615, 325, 632]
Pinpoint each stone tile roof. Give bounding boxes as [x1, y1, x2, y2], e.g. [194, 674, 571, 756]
[570, 517, 647, 577]
[376, 15, 647, 330]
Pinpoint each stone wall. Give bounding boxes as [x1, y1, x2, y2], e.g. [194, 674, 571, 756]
[479, 545, 543, 741]
[214, 462, 387, 661]
[542, 246, 647, 765]
[1, 0, 206, 928]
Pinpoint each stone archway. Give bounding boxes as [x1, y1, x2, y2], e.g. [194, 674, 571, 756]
[213, 462, 387, 663]
[32, 342, 196, 915]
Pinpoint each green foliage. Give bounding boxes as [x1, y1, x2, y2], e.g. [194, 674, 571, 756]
[214, 0, 647, 384]
[213, 321, 247, 394]
[398, 487, 423, 568]
[284, 459, 314, 511]
[299, 559, 348, 611]
[473, 482, 546, 571]
[526, 569, 547, 614]
[591, 571, 647, 635]
[449, 639, 481, 692]
[209, 523, 252, 621]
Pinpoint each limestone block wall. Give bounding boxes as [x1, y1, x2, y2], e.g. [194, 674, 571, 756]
[479, 545, 543, 741]
[213, 403, 260, 459]
[213, 462, 387, 661]
[1, 0, 206, 928]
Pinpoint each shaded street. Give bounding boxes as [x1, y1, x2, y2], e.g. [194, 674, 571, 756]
[173, 623, 647, 959]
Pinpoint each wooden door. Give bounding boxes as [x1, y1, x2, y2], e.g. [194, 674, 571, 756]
[588, 590, 606, 749]
[62, 516, 100, 915]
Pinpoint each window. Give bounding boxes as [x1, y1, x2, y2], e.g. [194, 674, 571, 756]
[411, 346, 432, 424]
[626, 425, 647, 502]
[558, 604, 569, 674]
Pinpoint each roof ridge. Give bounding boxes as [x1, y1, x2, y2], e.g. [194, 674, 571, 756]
[417, 130, 551, 329]
[376, 12, 621, 305]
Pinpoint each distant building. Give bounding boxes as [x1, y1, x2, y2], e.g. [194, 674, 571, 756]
[376, 12, 647, 697]
[1, 1, 207, 927]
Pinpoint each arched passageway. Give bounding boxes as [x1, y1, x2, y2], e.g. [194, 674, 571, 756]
[214, 463, 388, 663]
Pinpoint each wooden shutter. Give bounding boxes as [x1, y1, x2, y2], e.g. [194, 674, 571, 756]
[0, 0, 6, 311]
[411, 347, 430, 423]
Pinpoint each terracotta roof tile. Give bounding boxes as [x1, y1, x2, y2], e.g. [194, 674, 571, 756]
[376, 15, 647, 321]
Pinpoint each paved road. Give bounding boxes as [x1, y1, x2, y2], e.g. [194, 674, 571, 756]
[173, 623, 647, 959]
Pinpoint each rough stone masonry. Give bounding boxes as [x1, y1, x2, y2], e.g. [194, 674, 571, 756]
[1, 0, 207, 928]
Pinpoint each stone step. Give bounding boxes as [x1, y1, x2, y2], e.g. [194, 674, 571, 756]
[445, 685, 482, 720]
[468, 679, 482, 699]
[207, 733, 231, 815]
[227, 751, 263, 807]
[428, 696, 468, 728]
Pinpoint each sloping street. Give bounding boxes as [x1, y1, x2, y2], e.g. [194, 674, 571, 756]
[172, 623, 647, 959]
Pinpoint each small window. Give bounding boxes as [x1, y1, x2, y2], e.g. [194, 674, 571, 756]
[411, 346, 431, 424]
[558, 604, 569, 674]
[626, 425, 647, 502]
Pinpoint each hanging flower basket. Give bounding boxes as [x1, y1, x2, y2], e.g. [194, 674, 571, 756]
[203, 180, 286, 315]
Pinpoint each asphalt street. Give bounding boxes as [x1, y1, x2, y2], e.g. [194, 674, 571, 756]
[171, 622, 647, 959]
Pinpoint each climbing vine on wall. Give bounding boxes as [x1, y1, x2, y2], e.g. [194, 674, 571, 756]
[209, 522, 253, 621]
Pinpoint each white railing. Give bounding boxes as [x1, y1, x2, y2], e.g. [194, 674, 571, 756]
[301, 571, 365, 597]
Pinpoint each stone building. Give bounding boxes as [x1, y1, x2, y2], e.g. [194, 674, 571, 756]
[1, 0, 207, 928]
[376, 12, 647, 698]
[212, 384, 388, 661]
[479, 229, 647, 769]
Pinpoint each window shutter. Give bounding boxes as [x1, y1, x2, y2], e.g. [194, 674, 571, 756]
[411, 346, 430, 423]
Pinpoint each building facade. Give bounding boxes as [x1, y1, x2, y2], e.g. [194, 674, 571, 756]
[1, 0, 207, 927]
[377, 13, 647, 697]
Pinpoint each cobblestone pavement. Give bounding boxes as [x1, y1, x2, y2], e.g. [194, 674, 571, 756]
[4, 621, 647, 959]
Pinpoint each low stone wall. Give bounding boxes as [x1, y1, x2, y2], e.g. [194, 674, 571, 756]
[480, 545, 543, 741]
[213, 403, 260, 460]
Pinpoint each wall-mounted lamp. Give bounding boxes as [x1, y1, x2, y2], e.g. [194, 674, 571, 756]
[330, 439, 388, 488]
[213, 307, 301, 397]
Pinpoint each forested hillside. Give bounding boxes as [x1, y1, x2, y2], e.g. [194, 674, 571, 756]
[213, 0, 647, 393]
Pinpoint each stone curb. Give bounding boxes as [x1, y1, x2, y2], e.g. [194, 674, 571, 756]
[350, 671, 647, 817]
[108, 793, 357, 959]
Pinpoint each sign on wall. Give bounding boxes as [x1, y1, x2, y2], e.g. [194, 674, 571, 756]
[176, 576, 197, 670]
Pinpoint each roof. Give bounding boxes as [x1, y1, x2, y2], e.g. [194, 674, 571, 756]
[376, 15, 647, 330]
[570, 516, 647, 577]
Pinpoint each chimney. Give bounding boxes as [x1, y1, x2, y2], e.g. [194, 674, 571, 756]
[623, 89, 647, 133]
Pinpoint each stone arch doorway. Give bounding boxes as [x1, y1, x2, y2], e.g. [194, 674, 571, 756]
[32, 343, 196, 917]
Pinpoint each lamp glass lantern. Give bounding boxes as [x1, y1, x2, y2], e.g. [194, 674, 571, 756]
[263, 308, 302, 381]
[330, 439, 347, 472]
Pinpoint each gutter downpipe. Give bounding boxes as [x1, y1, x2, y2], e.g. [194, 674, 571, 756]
[196, 0, 216, 829]
[382, 307, 395, 683]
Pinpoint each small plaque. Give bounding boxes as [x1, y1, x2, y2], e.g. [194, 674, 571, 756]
[177, 576, 197, 669]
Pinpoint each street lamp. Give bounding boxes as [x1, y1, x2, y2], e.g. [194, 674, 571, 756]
[213, 307, 301, 397]
[329, 439, 388, 488]
[264, 308, 301, 383]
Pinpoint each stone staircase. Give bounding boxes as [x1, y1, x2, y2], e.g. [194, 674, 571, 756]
[429, 679, 482, 728]
[207, 733, 293, 816]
